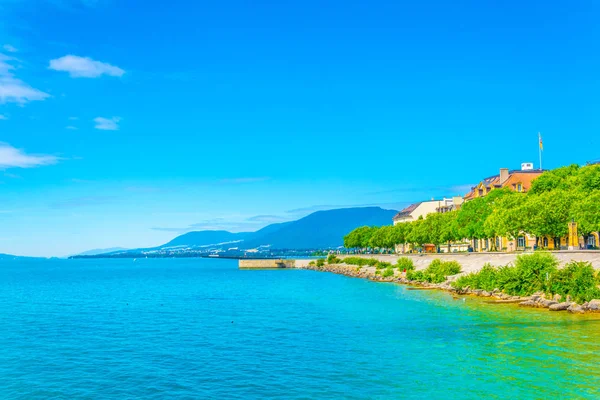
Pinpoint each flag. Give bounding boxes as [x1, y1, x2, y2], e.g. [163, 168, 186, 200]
[539, 133, 543, 151]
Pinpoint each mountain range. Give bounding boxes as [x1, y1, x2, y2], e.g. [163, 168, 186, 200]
[97, 207, 397, 256]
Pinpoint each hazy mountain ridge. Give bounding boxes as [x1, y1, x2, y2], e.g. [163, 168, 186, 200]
[77, 207, 398, 257]
[161, 207, 397, 251]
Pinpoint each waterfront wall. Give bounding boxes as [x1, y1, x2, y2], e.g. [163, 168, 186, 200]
[239, 259, 296, 269]
[294, 252, 600, 273]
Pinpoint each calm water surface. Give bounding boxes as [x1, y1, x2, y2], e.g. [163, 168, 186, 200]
[0, 258, 599, 399]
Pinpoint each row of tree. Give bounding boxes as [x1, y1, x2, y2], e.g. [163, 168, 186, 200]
[344, 164, 600, 251]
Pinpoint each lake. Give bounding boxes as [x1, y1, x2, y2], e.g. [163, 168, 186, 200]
[0, 258, 598, 399]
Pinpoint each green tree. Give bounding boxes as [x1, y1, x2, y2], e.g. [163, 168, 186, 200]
[529, 164, 580, 194]
[525, 190, 573, 240]
[572, 192, 600, 235]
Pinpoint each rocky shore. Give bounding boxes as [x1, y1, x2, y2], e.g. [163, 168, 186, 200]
[297, 262, 600, 315]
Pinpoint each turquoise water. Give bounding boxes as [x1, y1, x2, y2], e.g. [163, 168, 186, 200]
[1, 258, 599, 399]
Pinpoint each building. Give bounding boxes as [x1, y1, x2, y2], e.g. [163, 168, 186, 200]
[463, 163, 545, 251]
[392, 197, 462, 225]
[392, 197, 468, 253]
[464, 163, 543, 200]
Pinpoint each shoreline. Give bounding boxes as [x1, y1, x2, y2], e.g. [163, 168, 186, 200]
[295, 261, 600, 315]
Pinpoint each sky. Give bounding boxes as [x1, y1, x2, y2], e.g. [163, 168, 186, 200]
[1, 0, 599, 257]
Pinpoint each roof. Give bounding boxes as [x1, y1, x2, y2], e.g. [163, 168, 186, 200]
[392, 202, 422, 220]
[464, 169, 544, 199]
[502, 172, 541, 192]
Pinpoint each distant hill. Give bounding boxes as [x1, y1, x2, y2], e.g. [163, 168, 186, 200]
[77, 247, 129, 256]
[0, 253, 37, 260]
[162, 207, 397, 251]
[161, 231, 249, 248]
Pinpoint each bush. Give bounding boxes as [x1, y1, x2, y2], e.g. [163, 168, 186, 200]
[342, 257, 380, 267]
[454, 263, 499, 291]
[376, 261, 392, 269]
[549, 261, 600, 303]
[426, 259, 462, 283]
[308, 261, 316, 267]
[365, 258, 379, 266]
[327, 254, 342, 264]
[510, 252, 558, 296]
[316, 258, 325, 267]
[396, 257, 415, 272]
[451, 253, 592, 300]
[406, 270, 426, 282]
[382, 266, 395, 278]
[407, 259, 462, 283]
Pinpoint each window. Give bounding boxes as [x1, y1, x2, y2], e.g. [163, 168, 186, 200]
[542, 237, 548, 247]
[518, 236, 526, 248]
[588, 236, 597, 247]
[517, 183, 523, 192]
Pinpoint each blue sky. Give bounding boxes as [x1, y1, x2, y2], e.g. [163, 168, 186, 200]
[1, 0, 599, 256]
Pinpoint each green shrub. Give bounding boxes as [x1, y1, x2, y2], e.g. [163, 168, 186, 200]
[406, 260, 461, 283]
[376, 261, 392, 269]
[365, 258, 379, 266]
[452, 253, 567, 298]
[327, 254, 342, 264]
[453, 263, 499, 291]
[382, 266, 395, 278]
[342, 257, 380, 267]
[316, 258, 325, 267]
[549, 261, 600, 303]
[396, 257, 415, 272]
[425, 259, 462, 283]
[509, 252, 558, 296]
[406, 270, 426, 282]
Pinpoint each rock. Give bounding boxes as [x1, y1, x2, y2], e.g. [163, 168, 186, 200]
[549, 302, 571, 311]
[566, 295, 572, 303]
[481, 291, 491, 297]
[553, 294, 562, 302]
[530, 295, 541, 302]
[539, 300, 558, 308]
[587, 299, 600, 312]
[519, 300, 537, 308]
[567, 303, 585, 314]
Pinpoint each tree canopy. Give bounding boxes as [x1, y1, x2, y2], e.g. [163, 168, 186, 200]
[343, 164, 600, 251]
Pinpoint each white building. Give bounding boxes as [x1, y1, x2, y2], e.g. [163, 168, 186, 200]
[392, 197, 463, 225]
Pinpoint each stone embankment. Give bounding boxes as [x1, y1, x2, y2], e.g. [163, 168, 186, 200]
[296, 252, 600, 274]
[297, 262, 600, 315]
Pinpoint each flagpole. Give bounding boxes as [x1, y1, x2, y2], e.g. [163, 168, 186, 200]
[538, 132, 542, 170]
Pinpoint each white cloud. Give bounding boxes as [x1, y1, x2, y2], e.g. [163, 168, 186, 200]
[66, 125, 78, 130]
[0, 143, 59, 169]
[49, 55, 125, 78]
[94, 116, 121, 131]
[3, 45, 17, 53]
[0, 115, 7, 120]
[0, 54, 50, 104]
[68, 116, 78, 120]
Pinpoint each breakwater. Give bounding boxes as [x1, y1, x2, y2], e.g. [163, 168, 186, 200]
[239, 259, 296, 269]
